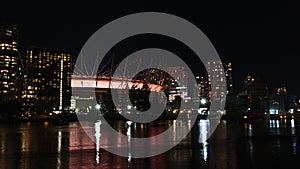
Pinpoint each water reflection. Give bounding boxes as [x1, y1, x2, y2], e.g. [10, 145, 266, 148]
[57, 129, 62, 169]
[198, 120, 209, 161]
[244, 119, 299, 168]
[95, 120, 101, 164]
[245, 123, 254, 155]
[291, 119, 297, 155]
[1, 118, 300, 168]
[126, 121, 133, 165]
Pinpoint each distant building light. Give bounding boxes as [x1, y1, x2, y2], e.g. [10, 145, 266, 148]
[200, 98, 207, 105]
[53, 111, 61, 114]
[269, 109, 278, 115]
[95, 104, 101, 110]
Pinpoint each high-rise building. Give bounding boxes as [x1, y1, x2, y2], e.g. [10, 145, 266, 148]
[224, 62, 233, 95]
[166, 66, 188, 101]
[0, 23, 21, 104]
[275, 86, 297, 110]
[197, 61, 233, 99]
[205, 61, 232, 113]
[196, 76, 209, 98]
[237, 78, 269, 115]
[22, 48, 72, 115]
[206, 61, 233, 97]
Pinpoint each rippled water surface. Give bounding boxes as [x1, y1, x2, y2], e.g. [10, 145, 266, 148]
[1, 119, 300, 169]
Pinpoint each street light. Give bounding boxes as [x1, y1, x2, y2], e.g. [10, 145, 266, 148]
[200, 98, 207, 105]
[95, 104, 101, 110]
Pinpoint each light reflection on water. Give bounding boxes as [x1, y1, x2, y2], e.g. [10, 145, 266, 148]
[198, 120, 209, 161]
[95, 120, 101, 164]
[0, 118, 300, 168]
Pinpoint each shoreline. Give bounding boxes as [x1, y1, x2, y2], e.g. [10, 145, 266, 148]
[1, 114, 299, 123]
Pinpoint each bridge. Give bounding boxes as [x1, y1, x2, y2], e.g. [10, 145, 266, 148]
[71, 75, 164, 92]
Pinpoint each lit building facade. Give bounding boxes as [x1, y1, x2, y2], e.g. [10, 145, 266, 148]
[275, 86, 296, 111]
[224, 62, 233, 95]
[206, 61, 232, 98]
[196, 61, 233, 100]
[196, 76, 209, 98]
[166, 66, 188, 102]
[22, 48, 72, 115]
[269, 95, 285, 115]
[203, 61, 230, 114]
[0, 23, 21, 104]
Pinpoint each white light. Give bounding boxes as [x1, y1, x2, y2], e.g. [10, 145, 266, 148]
[269, 109, 278, 115]
[95, 121, 101, 164]
[291, 119, 295, 128]
[53, 111, 61, 114]
[127, 121, 133, 126]
[200, 98, 207, 105]
[127, 105, 132, 110]
[59, 59, 64, 110]
[198, 108, 208, 115]
[95, 104, 101, 110]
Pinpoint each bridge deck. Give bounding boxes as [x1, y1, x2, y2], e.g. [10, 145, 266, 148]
[71, 76, 163, 92]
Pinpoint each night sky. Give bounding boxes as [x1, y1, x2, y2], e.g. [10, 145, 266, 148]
[1, 2, 299, 96]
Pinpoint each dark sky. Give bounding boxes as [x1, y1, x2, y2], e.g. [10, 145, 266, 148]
[1, 2, 299, 96]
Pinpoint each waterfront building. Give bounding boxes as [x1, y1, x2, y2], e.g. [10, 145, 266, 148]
[166, 66, 188, 102]
[196, 76, 209, 98]
[206, 61, 233, 97]
[22, 47, 72, 115]
[269, 95, 286, 115]
[275, 86, 297, 110]
[237, 78, 269, 119]
[0, 23, 22, 105]
[224, 62, 233, 95]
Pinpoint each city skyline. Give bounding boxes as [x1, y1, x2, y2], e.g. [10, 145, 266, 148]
[1, 21, 296, 98]
[0, 2, 297, 97]
[1, 21, 297, 118]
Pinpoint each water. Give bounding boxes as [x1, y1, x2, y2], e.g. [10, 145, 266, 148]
[0, 119, 299, 169]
